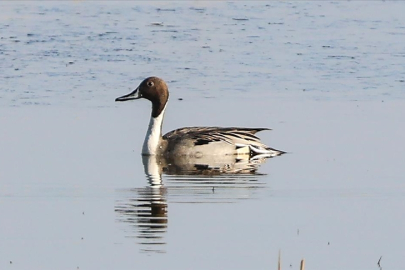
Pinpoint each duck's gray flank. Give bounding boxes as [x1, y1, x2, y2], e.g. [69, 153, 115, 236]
[115, 77, 285, 157]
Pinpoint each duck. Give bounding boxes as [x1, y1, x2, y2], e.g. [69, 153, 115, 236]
[115, 77, 284, 158]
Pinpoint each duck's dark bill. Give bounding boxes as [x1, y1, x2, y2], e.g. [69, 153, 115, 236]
[115, 88, 141, 102]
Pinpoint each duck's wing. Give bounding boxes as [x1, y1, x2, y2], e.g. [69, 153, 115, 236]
[163, 127, 268, 143]
[163, 127, 283, 156]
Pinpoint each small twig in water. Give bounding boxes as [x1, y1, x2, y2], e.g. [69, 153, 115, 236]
[300, 259, 305, 270]
[278, 250, 281, 270]
[378, 256, 382, 267]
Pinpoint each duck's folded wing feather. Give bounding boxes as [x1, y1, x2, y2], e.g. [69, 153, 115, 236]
[163, 127, 270, 147]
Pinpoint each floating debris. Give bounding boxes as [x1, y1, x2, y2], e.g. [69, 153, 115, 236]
[327, 55, 355, 59]
[156, 8, 176, 12]
[150, 22, 164, 26]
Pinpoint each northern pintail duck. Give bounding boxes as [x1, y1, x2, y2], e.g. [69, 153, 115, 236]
[115, 77, 284, 158]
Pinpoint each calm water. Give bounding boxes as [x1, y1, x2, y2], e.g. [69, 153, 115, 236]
[1, 1, 405, 270]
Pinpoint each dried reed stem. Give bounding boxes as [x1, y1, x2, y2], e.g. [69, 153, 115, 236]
[300, 259, 305, 270]
[278, 250, 281, 270]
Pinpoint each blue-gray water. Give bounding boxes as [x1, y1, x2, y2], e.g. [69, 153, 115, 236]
[1, 2, 405, 270]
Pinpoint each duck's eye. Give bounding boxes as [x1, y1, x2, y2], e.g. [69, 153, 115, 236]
[147, 81, 154, 87]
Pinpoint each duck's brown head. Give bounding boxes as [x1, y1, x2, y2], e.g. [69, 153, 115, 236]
[115, 77, 169, 118]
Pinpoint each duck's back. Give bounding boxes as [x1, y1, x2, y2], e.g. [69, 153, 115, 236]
[162, 127, 278, 157]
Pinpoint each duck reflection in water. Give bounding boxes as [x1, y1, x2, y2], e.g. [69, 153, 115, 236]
[157, 151, 272, 175]
[115, 152, 276, 253]
[115, 156, 167, 254]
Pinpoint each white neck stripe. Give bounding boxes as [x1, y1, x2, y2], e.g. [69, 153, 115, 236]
[142, 104, 166, 155]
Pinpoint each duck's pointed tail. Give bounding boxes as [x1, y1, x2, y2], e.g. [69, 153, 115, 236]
[249, 145, 286, 158]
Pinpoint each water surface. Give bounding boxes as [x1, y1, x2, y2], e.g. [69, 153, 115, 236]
[1, 2, 405, 270]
